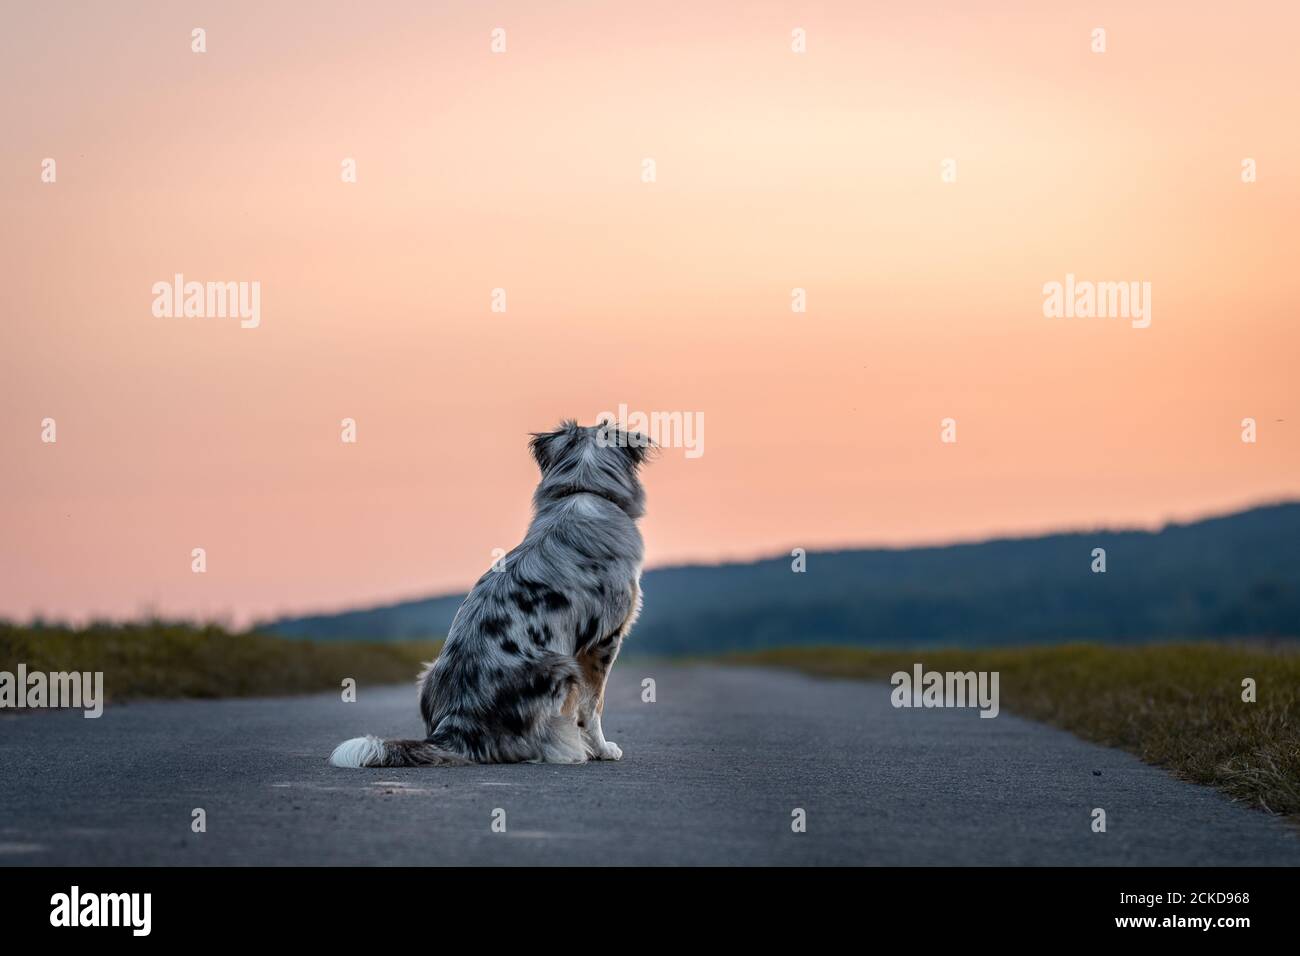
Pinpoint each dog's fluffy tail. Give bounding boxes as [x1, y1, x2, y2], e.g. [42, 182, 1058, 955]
[329, 734, 471, 768]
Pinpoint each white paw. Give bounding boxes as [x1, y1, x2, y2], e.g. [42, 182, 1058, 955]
[598, 741, 623, 761]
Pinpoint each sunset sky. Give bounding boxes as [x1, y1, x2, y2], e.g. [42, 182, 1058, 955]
[2, 1, 1297, 625]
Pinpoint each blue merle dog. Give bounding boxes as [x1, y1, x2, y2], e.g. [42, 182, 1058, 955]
[330, 420, 651, 767]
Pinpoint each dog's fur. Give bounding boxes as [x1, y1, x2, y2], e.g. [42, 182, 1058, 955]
[330, 420, 650, 767]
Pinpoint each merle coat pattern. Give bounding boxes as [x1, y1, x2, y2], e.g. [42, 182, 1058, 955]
[330, 420, 650, 767]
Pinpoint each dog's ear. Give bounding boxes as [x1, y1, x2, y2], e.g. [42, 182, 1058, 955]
[595, 416, 655, 467]
[620, 431, 655, 466]
[528, 431, 561, 472]
[529, 421, 579, 472]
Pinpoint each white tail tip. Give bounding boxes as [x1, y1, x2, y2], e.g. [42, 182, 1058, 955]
[330, 735, 384, 768]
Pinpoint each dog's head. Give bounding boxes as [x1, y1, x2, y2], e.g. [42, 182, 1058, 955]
[529, 419, 653, 517]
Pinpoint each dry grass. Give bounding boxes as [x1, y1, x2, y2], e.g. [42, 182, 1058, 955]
[727, 642, 1300, 818]
[0, 621, 440, 702]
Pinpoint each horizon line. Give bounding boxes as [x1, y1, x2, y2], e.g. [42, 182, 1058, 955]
[8, 496, 1293, 632]
[253, 495, 1298, 627]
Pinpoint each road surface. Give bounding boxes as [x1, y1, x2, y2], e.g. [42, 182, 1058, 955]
[2, 665, 1297, 865]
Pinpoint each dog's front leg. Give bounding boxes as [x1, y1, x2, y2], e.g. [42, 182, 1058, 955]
[576, 635, 623, 760]
[576, 580, 639, 761]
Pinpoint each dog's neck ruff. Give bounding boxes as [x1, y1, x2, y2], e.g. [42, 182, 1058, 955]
[541, 484, 629, 511]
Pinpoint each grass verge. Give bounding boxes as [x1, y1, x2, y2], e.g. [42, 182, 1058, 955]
[726, 642, 1300, 819]
[0, 621, 440, 702]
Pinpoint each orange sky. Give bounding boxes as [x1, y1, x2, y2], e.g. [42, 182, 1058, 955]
[2, 1, 1297, 625]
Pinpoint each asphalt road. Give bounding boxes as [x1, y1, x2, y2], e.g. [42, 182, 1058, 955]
[2, 665, 1297, 865]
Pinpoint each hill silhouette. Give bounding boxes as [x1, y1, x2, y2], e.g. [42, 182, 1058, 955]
[265, 502, 1300, 653]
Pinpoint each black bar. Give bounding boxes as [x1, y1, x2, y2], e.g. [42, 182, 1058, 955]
[0, 867, 1289, 942]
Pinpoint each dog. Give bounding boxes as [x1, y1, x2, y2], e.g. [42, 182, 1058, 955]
[329, 420, 651, 767]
